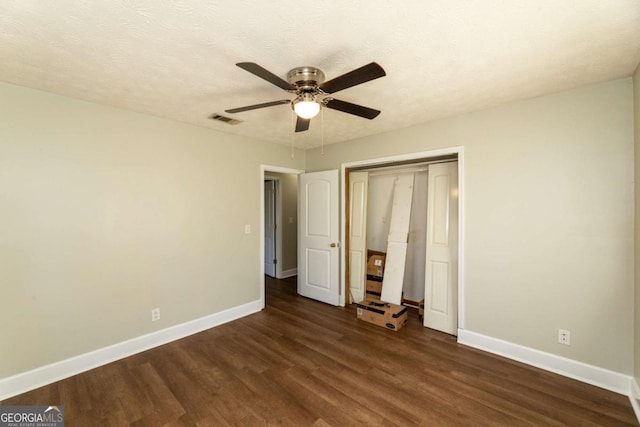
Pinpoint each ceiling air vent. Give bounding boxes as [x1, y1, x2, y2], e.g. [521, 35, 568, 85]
[209, 113, 243, 125]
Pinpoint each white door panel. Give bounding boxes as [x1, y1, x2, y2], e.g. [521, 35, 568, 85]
[307, 180, 331, 237]
[348, 250, 365, 302]
[306, 248, 330, 287]
[424, 162, 458, 335]
[298, 170, 340, 306]
[429, 261, 449, 312]
[348, 172, 368, 303]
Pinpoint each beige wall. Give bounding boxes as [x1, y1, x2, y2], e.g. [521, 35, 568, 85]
[1, 76, 636, 382]
[634, 64, 640, 383]
[265, 172, 298, 273]
[307, 79, 635, 374]
[0, 82, 305, 379]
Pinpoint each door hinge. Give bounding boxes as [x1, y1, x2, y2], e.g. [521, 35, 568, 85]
[273, 259, 277, 265]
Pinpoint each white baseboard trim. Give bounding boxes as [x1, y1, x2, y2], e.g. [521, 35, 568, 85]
[457, 329, 632, 396]
[278, 268, 297, 279]
[0, 299, 262, 401]
[630, 378, 640, 424]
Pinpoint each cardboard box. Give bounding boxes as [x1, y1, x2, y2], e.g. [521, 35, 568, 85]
[356, 298, 408, 331]
[365, 290, 381, 301]
[366, 250, 386, 278]
[366, 278, 382, 300]
[366, 279, 382, 295]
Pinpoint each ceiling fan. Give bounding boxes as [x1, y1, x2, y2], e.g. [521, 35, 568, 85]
[225, 62, 386, 132]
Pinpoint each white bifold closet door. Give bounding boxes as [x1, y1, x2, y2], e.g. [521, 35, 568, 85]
[348, 172, 368, 303]
[423, 162, 459, 335]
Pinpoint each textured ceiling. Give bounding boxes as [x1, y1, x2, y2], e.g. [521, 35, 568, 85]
[1, 1, 639, 150]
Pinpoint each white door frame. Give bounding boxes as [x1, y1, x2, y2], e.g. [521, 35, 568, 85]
[260, 165, 305, 309]
[340, 147, 465, 331]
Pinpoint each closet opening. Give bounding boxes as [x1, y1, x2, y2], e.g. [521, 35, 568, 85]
[343, 151, 461, 335]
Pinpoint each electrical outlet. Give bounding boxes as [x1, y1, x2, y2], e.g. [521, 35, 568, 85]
[558, 328, 571, 345]
[244, 224, 251, 234]
[151, 308, 160, 322]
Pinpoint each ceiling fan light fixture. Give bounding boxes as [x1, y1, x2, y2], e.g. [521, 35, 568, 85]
[293, 93, 320, 119]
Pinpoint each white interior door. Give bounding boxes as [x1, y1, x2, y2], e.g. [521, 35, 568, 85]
[298, 170, 340, 306]
[424, 162, 458, 335]
[264, 180, 276, 277]
[348, 171, 368, 303]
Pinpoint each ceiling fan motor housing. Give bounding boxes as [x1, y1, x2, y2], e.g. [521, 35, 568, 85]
[287, 66, 325, 91]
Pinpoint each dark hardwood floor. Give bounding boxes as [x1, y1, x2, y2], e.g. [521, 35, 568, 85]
[3, 276, 638, 426]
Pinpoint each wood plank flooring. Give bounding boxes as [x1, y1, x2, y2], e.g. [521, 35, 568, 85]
[3, 276, 638, 426]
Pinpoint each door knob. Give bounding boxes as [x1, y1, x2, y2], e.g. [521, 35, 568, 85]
[330, 243, 337, 248]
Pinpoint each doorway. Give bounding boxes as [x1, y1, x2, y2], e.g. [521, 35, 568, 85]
[264, 179, 276, 278]
[259, 165, 304, 309]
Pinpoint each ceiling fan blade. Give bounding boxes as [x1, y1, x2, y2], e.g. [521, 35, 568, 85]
[324, 98, 381, 119]
[225, 99, 291, 114]
[236, 62, 295, 91]
[295, 116, 310, 132]
[319, 62, 386, 94]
